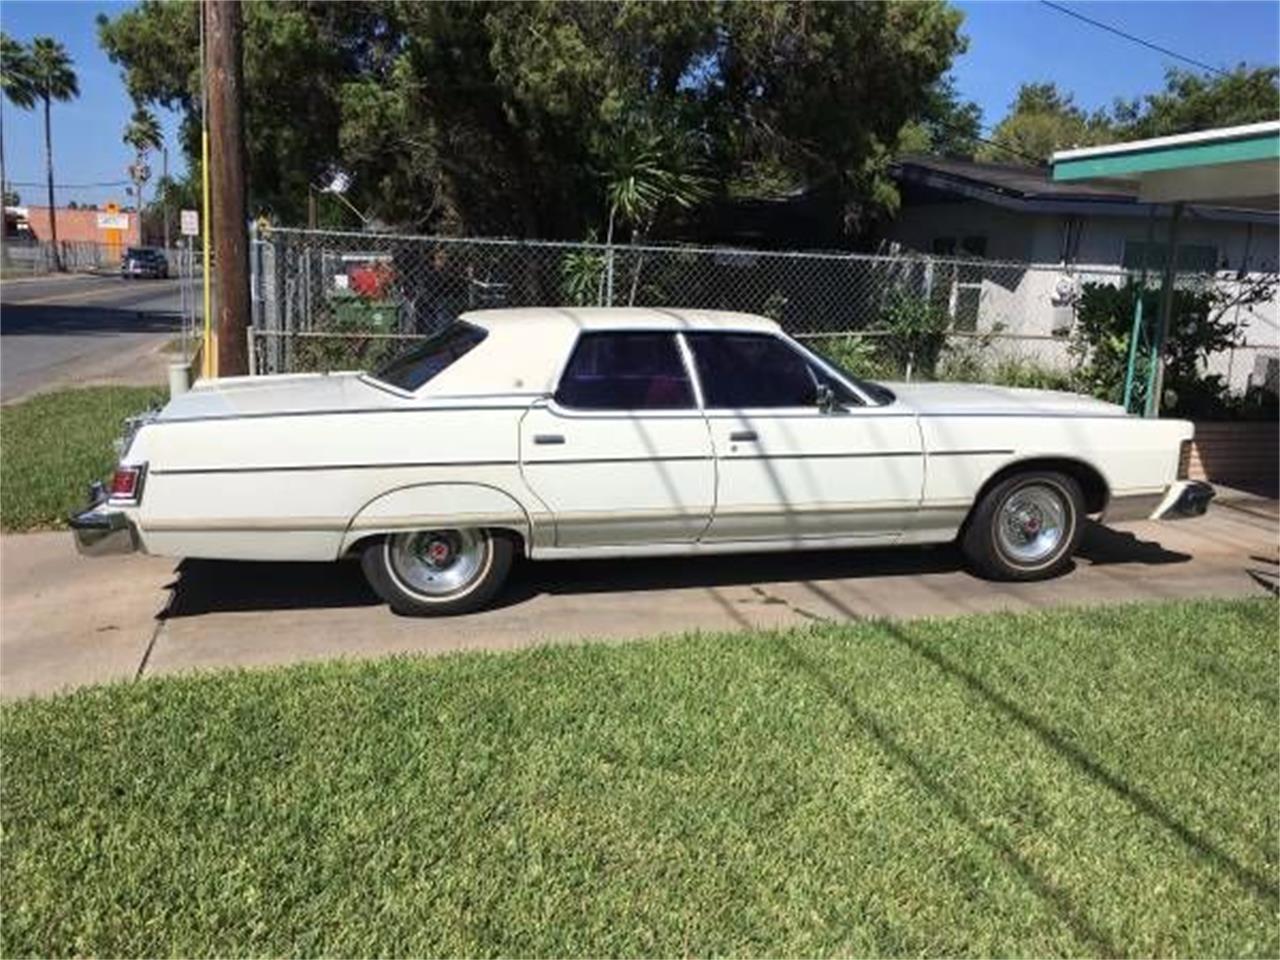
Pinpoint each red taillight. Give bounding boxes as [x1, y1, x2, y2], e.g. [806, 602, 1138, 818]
[110, 465, 142, 501]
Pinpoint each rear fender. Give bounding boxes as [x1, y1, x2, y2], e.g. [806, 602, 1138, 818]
[342, 483, 532, 555]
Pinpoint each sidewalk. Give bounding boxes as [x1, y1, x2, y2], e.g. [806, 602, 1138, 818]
[3, 502, 1275, 701]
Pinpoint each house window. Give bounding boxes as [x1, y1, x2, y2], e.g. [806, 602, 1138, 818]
[932, 236, 986, 259]
[1122, 240, 1218, 274]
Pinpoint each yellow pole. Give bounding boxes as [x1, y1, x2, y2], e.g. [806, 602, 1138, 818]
[201, 118, 214, 377]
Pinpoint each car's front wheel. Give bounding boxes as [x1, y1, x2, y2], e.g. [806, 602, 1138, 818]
[960, 470, 1084, 581]
[360, 528, 514, 616]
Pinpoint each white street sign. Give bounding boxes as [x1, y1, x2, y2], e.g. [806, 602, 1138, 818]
[180, 209, 199, 236]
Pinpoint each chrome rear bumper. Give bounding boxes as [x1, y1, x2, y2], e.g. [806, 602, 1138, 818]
[1152, 480, 1215, 520]
[1105, 480, 1215, 523]
[69, 486, 139, 557]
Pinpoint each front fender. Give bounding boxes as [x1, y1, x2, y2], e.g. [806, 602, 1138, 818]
[342, 482, 533, 555]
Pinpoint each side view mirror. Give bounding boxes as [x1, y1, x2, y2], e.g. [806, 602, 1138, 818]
[816, 382, 841, 414]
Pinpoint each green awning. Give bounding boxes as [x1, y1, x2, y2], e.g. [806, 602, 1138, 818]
[1051, 121, 1280, 210]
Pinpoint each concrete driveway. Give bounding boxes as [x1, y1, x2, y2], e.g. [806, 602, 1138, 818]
[2, 500, 1276, 700]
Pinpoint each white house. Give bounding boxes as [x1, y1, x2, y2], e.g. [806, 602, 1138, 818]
[886, 155, 1278, 393]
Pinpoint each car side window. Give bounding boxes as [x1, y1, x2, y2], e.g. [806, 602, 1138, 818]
[555, 332, 695, 410]
[686, 332, 858, 409]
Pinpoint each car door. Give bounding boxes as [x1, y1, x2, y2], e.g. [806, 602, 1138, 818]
[685, 331, 924, 543]
[520, 330, 715, 548]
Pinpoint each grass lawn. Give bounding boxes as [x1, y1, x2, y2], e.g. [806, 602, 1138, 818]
[3, 599, 1277, 957]
[0, 386, 164, 532]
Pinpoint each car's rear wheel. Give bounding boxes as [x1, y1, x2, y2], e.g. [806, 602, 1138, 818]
[960, 470, 1083, 581]
[360, 527, 514, 615]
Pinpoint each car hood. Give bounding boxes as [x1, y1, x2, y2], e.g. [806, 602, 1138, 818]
[885, 381, 1126, 417]
[157, 372, 402, 421]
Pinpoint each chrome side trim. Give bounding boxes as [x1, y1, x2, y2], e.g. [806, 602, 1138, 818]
[144, 517, 350, 532]
[532, 532, 903, 560]
[151, 459, 519, 476]
[158, 403, 534, 424]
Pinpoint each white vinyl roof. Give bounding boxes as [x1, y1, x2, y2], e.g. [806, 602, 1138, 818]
[429, 307, 780, 396]
[462, 306, 781, 333]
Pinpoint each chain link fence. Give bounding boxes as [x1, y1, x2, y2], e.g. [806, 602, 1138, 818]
[1, 237, 203, 279]
[249, 227, 1278, 403]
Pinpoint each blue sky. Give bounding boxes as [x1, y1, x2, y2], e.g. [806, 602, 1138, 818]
[1, 0, 1277, 209]
[1, 0, 184, 210]
[952, 1, 1280, 124]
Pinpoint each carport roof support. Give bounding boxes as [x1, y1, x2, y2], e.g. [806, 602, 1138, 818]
[1051, 121, 1280, 210]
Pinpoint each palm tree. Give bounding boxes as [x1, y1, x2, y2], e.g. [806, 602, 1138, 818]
[0, 33, 36, 206]
[123, 105, 162, 232]
[598, 125, 709, 305]
[28, 37, 79, 270]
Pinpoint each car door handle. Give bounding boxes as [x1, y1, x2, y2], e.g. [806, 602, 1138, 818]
[533, 433, 565, 445]
[729, 430, 758, 442]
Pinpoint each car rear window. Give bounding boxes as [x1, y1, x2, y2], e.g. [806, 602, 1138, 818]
[555, 332, 694, 410]
[370, 321, 487, 391]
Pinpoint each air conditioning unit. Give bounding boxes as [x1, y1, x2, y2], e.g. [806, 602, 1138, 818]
[1251, 353, 1279, 395]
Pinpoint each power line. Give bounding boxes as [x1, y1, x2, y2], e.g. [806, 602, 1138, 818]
[1040, 1, 1230, 77]
[7, 179, 131, 188]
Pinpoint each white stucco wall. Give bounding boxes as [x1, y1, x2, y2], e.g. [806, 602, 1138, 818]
[884, 201, 1279, 392]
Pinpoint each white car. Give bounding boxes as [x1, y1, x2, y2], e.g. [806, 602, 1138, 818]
[71, 308, 1213, 615]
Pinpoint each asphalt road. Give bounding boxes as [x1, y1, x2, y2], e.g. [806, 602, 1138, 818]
[0, 273, 188, 402]
[2, 500, 1276, 700]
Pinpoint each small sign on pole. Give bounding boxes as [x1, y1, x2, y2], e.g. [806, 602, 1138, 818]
[180, 209, 199, 236]
[96, 211, 130, 230]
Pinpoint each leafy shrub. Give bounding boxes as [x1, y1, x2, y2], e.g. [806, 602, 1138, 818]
[1069, 279, 1276, 418]
[291, 298, 407, 373]
[870, 291, 951, 378]
[812, 334, 897, 381]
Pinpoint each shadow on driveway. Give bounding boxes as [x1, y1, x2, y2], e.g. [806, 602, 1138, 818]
[162, 520, 1191, 619]
[1, 301, 181, 336]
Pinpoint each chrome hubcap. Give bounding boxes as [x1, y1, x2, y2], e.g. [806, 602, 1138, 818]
[388, 529, 488, 597]
[996, 484, 1067, 565]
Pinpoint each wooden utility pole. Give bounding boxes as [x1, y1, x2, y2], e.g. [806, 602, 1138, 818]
[205, 0, 250, 376]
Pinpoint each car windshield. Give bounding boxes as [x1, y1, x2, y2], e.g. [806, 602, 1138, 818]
[370, 321, 488, 392]
[127, 248, 157, 259]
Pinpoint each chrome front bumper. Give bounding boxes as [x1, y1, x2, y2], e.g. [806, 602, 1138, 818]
[1104, 480, 1215, 524]
[69, 488, 139, 557]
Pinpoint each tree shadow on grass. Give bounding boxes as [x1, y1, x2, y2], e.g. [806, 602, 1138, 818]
[776, 596, 1278, 918]
[770, 630, 1123, 956]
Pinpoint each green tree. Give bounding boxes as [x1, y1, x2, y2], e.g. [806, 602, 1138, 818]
[27, 37, 79, 269]
[1, 32, 36, 209]
[1112, 66, 1280, 140]
[977, 82, 1113, 164]
[100, 1, 966, 240]
[896, 75, 983, 159]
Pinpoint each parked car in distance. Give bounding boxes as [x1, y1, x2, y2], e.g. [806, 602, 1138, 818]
[71, 307, 1213, 615]
[120, 247, 169, 279]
